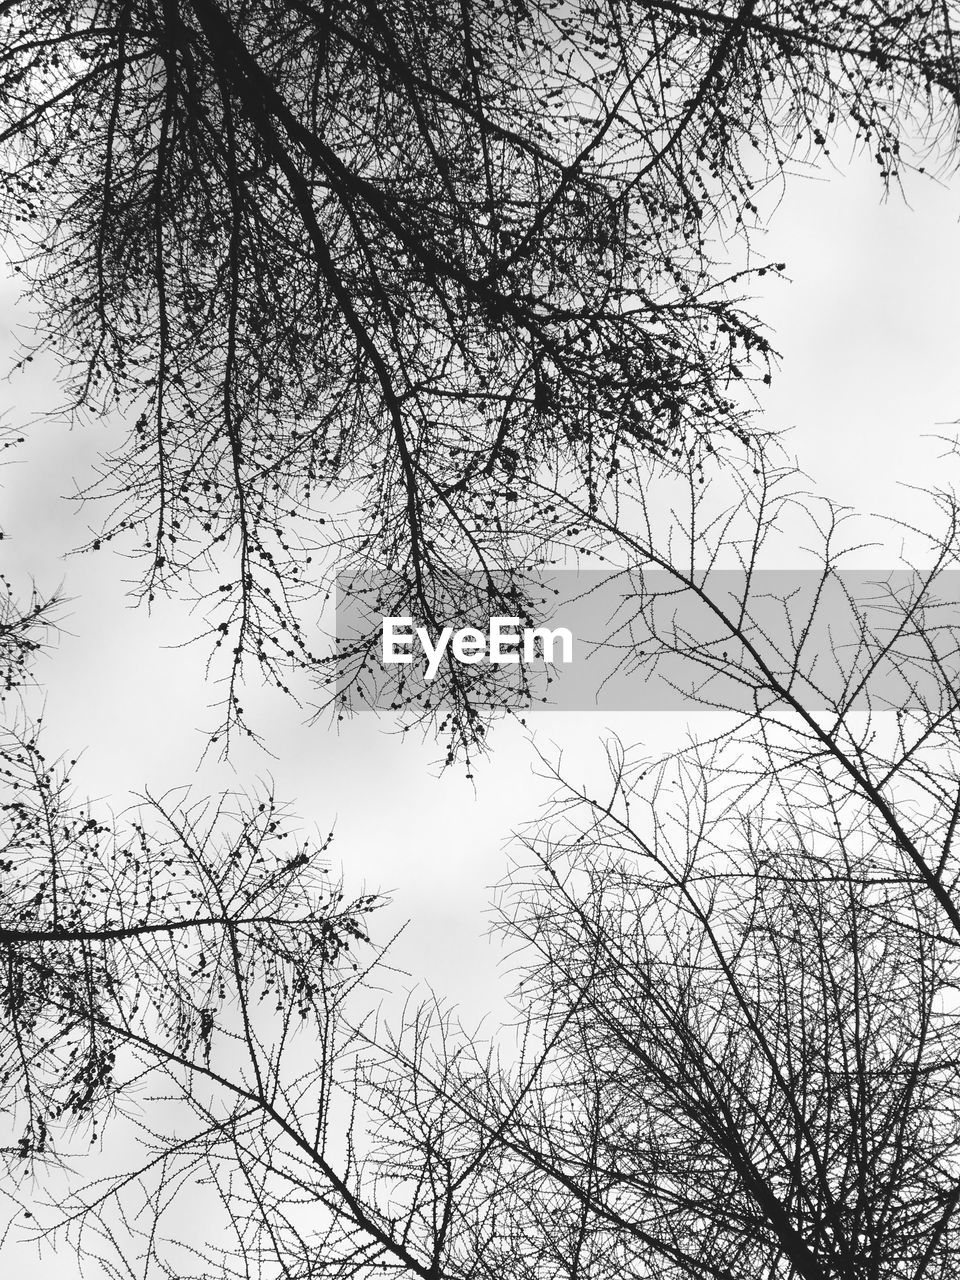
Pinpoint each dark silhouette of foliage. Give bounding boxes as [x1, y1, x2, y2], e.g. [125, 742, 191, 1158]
[1, 0, 959, 748]
[0, 579, 57, 700]
[0, 724, 379, 1171]
[0, 424, 59, 703]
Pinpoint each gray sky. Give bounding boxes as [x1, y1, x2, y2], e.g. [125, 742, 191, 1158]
[4, 145, 960, 1000]
[3, 146, 960, 1272]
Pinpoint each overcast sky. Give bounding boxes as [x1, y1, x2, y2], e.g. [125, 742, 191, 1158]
[4, 143, 960, 990]
[4, 144, 960, 1272]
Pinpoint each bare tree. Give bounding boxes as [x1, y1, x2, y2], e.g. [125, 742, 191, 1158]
[17, 724, 960, 1278]
[348, 447, 960, 1279]
[0, 424, 60, 704]
[0, 578, 58, 701]
[568, 443, 960, 951]
[0, 501, 388, 1272]
[447, 741, 960, 1280]
[0, 724, 382, 1261]
[6, 4, 960, 1271]
[6, 457, 960, 1277]
[1, 0, 958, 747]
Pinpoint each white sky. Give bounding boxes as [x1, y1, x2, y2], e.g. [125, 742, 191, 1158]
[3, 146, 960, 1272]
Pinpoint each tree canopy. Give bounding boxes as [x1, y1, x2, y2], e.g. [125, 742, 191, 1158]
[6, 2, 960, 1276]
[2, 0, 959, 744]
